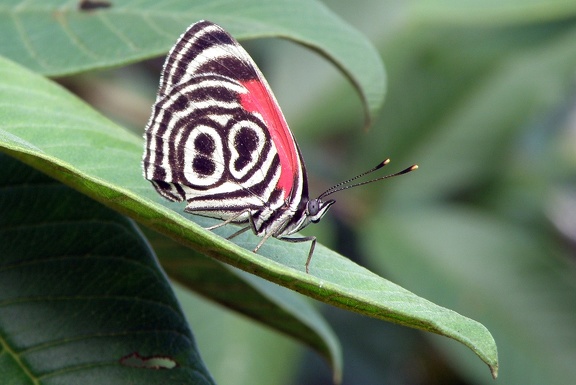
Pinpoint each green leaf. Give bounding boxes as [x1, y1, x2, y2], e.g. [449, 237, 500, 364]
[0, 0, 385, 125]
[0, 154, 215, 384]
[0, 54, 497, 376]
[0, 53, 344, 378]
[147, 230, 343, 383]
[364, 205, 576, 384]
[173, 284, 304, 385]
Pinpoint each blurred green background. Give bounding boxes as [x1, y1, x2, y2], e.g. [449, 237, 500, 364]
[64, 1, 576, 384]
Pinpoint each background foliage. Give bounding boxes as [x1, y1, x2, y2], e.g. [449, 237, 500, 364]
[1, 0, 576, 384]
[288, 2, 576, 384]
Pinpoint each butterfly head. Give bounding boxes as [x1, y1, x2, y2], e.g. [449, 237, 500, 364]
[286, 197, 335, 235]
[306, 198, 336, 224]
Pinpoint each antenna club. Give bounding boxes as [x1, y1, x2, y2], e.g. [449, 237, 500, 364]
[395, 164, 418, 176]
[374, 159, 390, 171]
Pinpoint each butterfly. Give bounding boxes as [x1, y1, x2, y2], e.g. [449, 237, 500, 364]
[143, 20, 417, 273]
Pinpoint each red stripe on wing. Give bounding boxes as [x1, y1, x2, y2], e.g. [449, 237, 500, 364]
[239, 79, 298, 199]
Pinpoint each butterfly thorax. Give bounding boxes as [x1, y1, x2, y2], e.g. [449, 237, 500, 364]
[252, 194, 335, 239]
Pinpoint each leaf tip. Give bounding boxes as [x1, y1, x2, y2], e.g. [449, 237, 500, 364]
[490, 362, 499, 379]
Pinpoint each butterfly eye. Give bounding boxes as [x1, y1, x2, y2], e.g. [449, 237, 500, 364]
[307, 199, 320, 216]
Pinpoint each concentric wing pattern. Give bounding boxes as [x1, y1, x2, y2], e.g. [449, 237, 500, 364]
[143, 20, 309, 228]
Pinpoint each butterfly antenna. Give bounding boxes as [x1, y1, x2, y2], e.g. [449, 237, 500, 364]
[318, 159, 390, 198]
[318, 159, 418, 199]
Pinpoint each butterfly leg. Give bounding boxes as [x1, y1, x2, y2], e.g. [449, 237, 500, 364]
[206, 212, 317, 273]
[205, 208, 256, 233]
[205, 209, 259, 241]
[280, 236, 317, 274]
[253, 232, 275, 253]
[226, 225, 250, 239]
[226, 214, 293, 268]
[204, 212, 246, 231]
[252, 232, 315, 273]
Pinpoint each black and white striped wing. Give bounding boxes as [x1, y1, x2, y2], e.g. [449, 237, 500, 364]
[143, 21, 307, 222]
